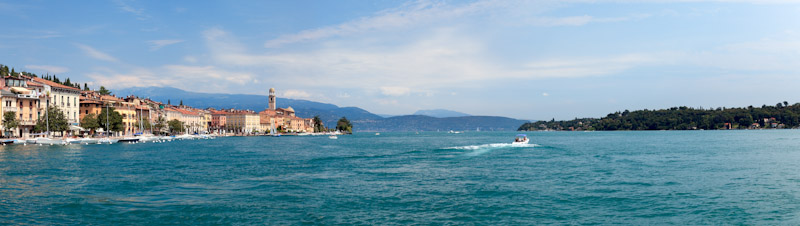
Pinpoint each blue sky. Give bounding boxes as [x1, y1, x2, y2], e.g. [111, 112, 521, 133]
[2, 0, 800, 120]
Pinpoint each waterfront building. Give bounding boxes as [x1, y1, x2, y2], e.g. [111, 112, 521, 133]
[226, 109, 259, 134]
[79, 91, 103, 121]
[209, 109, 229, 134]
[258, 88, 314, 133]
[0, 89, 18, 137]
[176, 107, 203, 134]
[27, 75, 81, 127]
[124, 96, 153, 134]
[2, 76, 46, 138]
[100, 95, 138, 136]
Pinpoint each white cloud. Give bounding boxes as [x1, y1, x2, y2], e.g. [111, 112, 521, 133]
[204, 26, 663, 98]
[380, 86, 411, 96]
[148, 39, 184, 50]
[283, 89, 312, 99]
[263, 0, 495, 48]
[527, 14, 650, 26]
[521, 54, 660, 78]
[376, 99, 399, 105]
[25, 65, 69, 74]
[115, 0, 150, 20]
[86, 65, 257, 94]
[183, 56, 197, 63]
[75, 44, 118, 62]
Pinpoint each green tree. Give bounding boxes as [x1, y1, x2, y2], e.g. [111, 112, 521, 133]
[136, 118, 152, 133]
[153, 116, 166, 135]
[2, 111, 19, 137]
[336, 117, 352, 134]
[34, 106, 69, 134]
[81, 113, 100, 133]
[312, 115, 324, 132]
[98, 106, 124, 134]
[168, 119, 184, 134]
[179, 99, 183, 106]
[83, 83, 89, 91]
[98, 86, 112, 95]
[0, 65, 8, 77]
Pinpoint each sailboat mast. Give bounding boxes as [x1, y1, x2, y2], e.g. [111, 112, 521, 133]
[45, 97, 49, 137]
[106, 104, 109, 138]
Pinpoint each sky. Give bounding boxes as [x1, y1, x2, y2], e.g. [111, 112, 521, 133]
[2, 0, 800, 120]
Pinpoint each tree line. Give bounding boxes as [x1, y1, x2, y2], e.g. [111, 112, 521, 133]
[519, 102, 800, 131]
[310, 115, 352, 133]
[0, 63, 114, 93]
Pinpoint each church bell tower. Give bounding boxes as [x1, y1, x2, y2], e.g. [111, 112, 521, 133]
[268, 88, 276, 110]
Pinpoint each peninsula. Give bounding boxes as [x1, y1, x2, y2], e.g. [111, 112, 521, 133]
[519, 103, 800, 131]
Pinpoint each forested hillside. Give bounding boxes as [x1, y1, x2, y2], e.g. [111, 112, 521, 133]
[519, 102, 799, 131]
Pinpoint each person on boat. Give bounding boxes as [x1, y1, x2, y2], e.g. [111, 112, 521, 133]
[515, 137, 520, 142]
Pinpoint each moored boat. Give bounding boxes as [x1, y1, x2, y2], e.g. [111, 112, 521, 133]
[98, 138, 118, 144]
[79, 137, 99, 144]
[35, 137, 67, 145]
[118, 137, 140, 143]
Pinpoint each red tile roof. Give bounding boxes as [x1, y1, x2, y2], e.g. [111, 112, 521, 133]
[30, 76, 81, 91]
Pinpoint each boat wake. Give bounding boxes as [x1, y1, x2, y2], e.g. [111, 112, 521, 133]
[444, 143, 538, 156]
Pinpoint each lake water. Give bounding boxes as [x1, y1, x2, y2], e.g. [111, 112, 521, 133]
[3, 130, 800, 224]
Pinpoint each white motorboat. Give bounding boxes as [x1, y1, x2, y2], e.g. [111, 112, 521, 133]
[98, 138, 118, 144]
[175, 134, 194, 140]
[78, 138, 99, 144]
[35, 137, 67, 145]
[375, 133, 380, 136]
[328, 135, 338, 139]
[65, 138, 82, 144]
[512, 134, 529, 145]
[137, 135, 158, 143]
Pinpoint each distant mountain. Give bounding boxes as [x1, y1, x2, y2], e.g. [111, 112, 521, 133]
[377, 114, 399, 118]
[413, 109, 471, 118]
[353, 115, 529, 132]
[113, 86, 528, 132]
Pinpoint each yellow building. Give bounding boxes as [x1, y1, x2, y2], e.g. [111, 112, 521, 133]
[227, 110, 260, 134]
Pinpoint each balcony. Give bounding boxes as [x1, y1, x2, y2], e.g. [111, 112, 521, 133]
[17, 94, 41, 99]
[19, 119, 36, 126]
[3, 107, 18, 112]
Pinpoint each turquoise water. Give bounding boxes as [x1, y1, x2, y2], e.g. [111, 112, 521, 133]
[3, 131, 800, 224]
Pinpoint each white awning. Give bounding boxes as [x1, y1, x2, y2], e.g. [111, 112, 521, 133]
[69, 125, 85, 131]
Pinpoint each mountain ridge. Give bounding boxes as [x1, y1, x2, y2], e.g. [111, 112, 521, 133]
[114, 86, 528, 132]
[413, 109, 471, 118]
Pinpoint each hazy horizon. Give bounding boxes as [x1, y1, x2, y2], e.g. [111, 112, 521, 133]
[3, 1, 800, 120]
